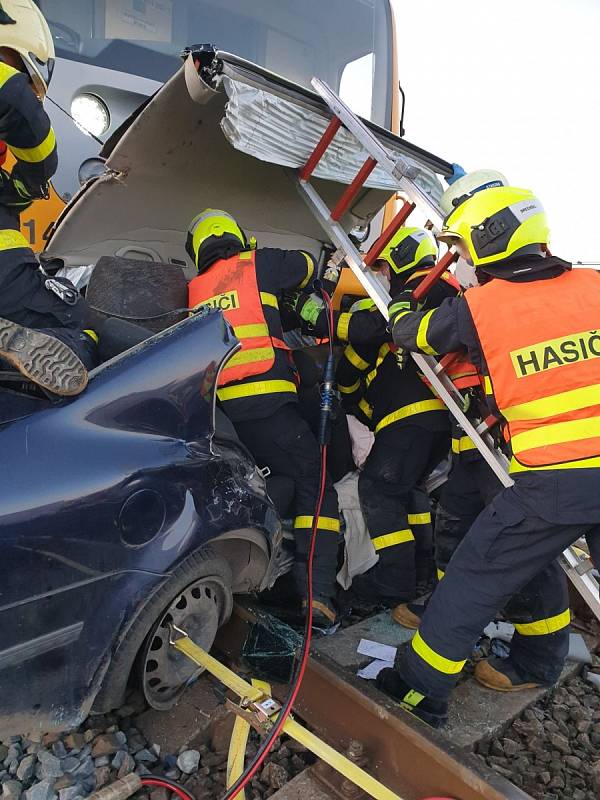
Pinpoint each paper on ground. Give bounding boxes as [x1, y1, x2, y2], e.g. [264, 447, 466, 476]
[357, 659, 395, 680]
[357, 638, 398, 663]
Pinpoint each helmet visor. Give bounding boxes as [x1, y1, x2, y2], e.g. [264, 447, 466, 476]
[24, 53, 54, 97]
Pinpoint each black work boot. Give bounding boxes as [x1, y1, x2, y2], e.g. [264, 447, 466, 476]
[375, 668, 448, 728]
[0, 318, 88, 396]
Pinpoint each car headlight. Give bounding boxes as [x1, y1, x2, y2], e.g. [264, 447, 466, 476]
[71, 93, 110, 138]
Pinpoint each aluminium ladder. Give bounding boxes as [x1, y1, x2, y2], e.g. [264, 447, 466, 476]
[295, 77, 600, 621]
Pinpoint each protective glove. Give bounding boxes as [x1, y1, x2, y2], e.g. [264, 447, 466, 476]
[290, 291, 324, 326]
[0, 170, 34, 211]
[388, 289, 416, 326]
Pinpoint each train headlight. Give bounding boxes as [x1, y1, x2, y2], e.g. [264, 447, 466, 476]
[71, 93, 110, 138]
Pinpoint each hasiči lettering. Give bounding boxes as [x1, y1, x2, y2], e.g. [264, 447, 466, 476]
[195, 290, 240, 312]
[511, 329, 600, 377]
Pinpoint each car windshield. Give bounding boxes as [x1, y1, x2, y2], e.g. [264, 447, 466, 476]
[36, 0, 392, 126]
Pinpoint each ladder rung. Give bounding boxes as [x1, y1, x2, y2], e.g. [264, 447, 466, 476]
[330, 157, 377, 221]
[412, 250, 458, 302]
[364, 201, 415, 266]
[299, 116, 342, 181]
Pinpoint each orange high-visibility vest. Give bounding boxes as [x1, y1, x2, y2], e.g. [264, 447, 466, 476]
[465, 268, 600, 468]
[188, 251, 288, 386]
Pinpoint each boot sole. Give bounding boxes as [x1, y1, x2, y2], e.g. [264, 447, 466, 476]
[0, 318, 88, 396]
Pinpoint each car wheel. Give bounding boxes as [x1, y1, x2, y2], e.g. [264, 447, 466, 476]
[139, 567, 231, 710]
[92, 546, 233, 714]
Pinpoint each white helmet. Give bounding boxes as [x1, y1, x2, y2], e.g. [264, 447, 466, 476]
[0, 0, 54, 98]
[440, 169, 508, 218]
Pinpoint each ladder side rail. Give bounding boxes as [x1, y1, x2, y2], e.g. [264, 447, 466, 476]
[311, 78, 444, 227]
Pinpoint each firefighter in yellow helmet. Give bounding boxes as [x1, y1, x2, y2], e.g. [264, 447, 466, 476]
[375, 185, 600, 727]
[187, 209, 342, 628]
[0, 1, 94, 395]
[291, 227, 460, 606]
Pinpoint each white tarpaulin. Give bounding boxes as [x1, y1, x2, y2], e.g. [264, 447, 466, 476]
[220, 76, 443, 204]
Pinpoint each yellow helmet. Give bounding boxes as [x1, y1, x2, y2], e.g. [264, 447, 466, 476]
[378, 226, 437, 275]
[186, 208, 248, 268]
[0, 0, 54, 98]
[438, 186, 550, 267]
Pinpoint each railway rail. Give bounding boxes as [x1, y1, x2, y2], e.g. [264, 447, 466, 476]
[202, 606, 531, 800]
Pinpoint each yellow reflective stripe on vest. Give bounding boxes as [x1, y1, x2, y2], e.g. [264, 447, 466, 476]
[0, 62, 18, 89]
[375, 399, 446, 433]
[509, 454, 600, 473]
[217, 379, 297, 401]
[408, 512, 431, 525]
[483, 375, 493, 395]
[503, 383, 600, 423]
[514, 609, 570, 636]
[298, 252, 315, 289]
[436, 568, 445, 581]
[338, 379, 360, 395]
[294, 516, 340, 532]
[221, 347, 274, 370]
[452, 436, 477, 454]
[365, 368, 377, 388]
[337, 312, 351, 341]
[416, 310, 438, 356]
[260, 292, 279, 310]
[233, 323, 270, 339]
[0, 229, 29, 250]
[411, 631, 466, 675]
[358, 398, 373, 419]
[511, 417, 600, 457]
[10, 128, 56, 163]
[345, 345, 370, 371]
[372, 529, 414, 551]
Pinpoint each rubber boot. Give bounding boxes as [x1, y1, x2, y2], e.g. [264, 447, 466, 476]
[375, 668, 448, 728]
[474, 657, 545, 692]
[0, 318, 88, 396]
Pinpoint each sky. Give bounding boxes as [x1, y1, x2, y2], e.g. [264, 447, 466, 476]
[389, 0, 600, 263]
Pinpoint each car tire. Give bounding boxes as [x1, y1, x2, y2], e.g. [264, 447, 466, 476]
[93, 545, 233, 713]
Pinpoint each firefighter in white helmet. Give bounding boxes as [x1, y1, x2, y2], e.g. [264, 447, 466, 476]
[0, 1, 94, 396]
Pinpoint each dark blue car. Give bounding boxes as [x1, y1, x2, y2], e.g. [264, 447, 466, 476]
[0, 311, 284, 737]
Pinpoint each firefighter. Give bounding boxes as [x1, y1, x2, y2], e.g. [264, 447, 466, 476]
[186, 209, 341, 628]
[292, 227, 459, 605]
[0, 0, 93, 396]
[376, 184, 600, 727]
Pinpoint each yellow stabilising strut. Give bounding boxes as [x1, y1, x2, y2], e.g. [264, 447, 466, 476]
[170, 627, 404, 800]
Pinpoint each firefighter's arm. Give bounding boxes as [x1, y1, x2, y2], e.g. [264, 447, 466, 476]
[274, 248, 317, 291]
[389, 292, 464, 355]
[0, 63, 57, 203]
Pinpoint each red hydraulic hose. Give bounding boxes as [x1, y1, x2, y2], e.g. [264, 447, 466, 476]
[220, 290, 335, 800]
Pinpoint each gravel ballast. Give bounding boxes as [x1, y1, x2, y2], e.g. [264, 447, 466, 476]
[476, 675, 600, 800]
